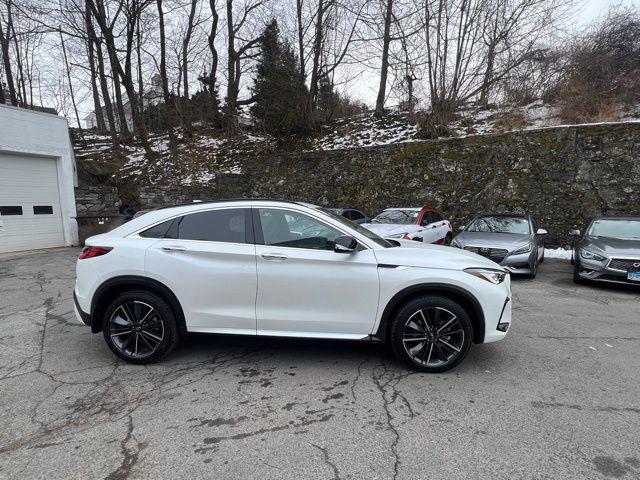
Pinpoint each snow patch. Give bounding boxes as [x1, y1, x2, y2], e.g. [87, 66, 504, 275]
[544, 248, 573, 260]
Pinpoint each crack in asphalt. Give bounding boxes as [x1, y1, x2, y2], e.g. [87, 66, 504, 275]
[105, 415, 147, 480]
[311, 443, 341, 480]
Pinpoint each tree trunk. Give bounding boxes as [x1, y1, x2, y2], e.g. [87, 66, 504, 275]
[296, 0, 305, 79]
[182, 0, 197, 100]
[374, 0, 393, 116]
[86, 4, 106, 131]
[308, 0, 325, 110]
[224, 0, 238, 131]
[136, 11, 144, 110]
[86, 0, 116, 135]
[206, 0, 219, 95]
[60, 30, 84, 143]
[95, 36, 117, 136]
[157, 0, 177, 147]
[0, 7, 18, 106]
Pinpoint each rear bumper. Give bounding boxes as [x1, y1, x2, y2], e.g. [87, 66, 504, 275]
[73, 290, 91, 326]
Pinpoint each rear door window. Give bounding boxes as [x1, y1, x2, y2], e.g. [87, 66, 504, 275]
[175, 208, 248, 243]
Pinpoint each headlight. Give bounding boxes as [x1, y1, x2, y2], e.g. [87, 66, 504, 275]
[451, 238, 462, 248]
[512, 243, 532, 255]
[580, 249, 605, 261]
[464, 268, 507, 285]
[387, 232, 409, 239]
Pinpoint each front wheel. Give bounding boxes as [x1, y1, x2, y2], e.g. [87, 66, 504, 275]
[390, 295, 472, 373]
[103, 290, 179, 364]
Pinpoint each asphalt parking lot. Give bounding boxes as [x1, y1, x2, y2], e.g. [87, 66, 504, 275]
[1, 248, 639, 479]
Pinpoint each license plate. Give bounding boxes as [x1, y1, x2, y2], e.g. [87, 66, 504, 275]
[628, 271, 640, 282]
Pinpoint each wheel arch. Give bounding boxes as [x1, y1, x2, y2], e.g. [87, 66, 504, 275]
[374, 283, 485, 344]
[90, 275, 187, 334]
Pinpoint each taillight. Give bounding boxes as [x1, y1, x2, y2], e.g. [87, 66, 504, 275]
[79, 246, 112, 259]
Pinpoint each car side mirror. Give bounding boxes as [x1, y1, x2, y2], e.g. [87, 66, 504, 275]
[569, 229, 581, 237]
[458, 225, 465, 232]
[536, 228, 548, 235]
[334, 235, 357, 253]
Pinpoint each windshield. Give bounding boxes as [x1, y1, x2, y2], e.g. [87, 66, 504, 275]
[318, 207, 393, 248]
[372, 209, 420, 225]
[587, 219, 640, 240]
[466, 216, 531, 235]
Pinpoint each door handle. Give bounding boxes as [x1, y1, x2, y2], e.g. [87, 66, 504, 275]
[261, 253, 288, 261]
[161, 245, 187, 253]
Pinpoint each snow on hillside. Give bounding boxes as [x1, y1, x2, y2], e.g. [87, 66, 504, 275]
[73, 100, 640, 184]
[74, 129, 271, 185]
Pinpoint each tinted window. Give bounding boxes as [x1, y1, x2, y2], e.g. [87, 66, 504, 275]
[351, 210, 365, 220]
[342, 210, 355, 220]
[140, 219, 175, 238]
[175, 208, 247, 243]
[467, 216, 531, 235]
[258, 208, 342, 250]
[33, 206, 54, 215]
[420, 211, 434, 226]
[0, 206, 22, 215]
[431, 211, 443, 222]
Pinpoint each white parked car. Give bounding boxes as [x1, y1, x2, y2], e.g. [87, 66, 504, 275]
[74, 200, 512, 372]
[362, 207, 453, 245]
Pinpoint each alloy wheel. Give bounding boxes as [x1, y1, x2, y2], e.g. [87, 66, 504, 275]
[108, 301, 165, 359]
[402, 307, 464, 368]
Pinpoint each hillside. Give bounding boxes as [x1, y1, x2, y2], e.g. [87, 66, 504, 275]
[73, 101, 640, 187]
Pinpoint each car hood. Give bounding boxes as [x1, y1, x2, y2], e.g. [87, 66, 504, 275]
[374, 240, 504, 271]
[581, 236, 640, 257]
[455, 231, 532, 250]
[362, 223, 420, 237]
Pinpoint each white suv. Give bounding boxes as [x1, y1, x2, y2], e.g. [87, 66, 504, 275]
[74, 200, 512, 372]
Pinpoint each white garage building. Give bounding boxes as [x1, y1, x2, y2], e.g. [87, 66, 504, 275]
[0, 105, 78, 253]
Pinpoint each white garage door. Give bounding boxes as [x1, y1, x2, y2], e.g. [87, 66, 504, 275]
[0, 153, 65, 253]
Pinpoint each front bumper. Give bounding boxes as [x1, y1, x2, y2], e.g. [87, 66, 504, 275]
[577, 257, 640, 286]
[500, 251, 536, 275]
[482, 275, 512, 344]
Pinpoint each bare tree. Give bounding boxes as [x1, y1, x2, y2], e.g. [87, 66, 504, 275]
[0, 0, 18, 105]
[224, 0, 265, 131]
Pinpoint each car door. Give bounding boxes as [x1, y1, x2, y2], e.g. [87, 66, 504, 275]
[430, 211, 450, 242]
[144, 207, 257, 335]
[418, 210, 440, 244]
[253, 207, 379, 338]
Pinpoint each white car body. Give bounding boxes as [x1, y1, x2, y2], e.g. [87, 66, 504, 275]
[74, 200, 511, 368]
[362, 208, 452, 244]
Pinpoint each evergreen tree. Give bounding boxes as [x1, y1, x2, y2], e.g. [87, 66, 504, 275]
[250, 20, 309, 136]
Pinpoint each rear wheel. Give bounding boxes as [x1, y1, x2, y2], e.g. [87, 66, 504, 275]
[103, 290, 179, 364]
[390, 295, 472, 373]
[443, 233, 453, 246]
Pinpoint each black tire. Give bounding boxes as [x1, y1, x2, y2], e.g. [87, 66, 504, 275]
[102, 290, 179, 364]
[539, 248, 545, 263]
[390, 295, 472, 373]
[573, 261, 586, 284]
[443, 233, 453, 246]
[527, 255, 538, 279]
